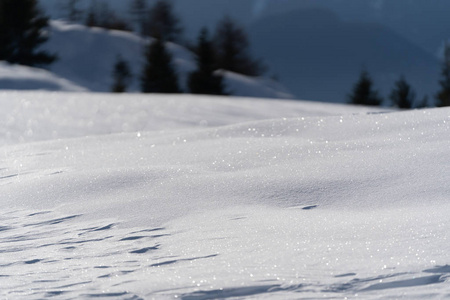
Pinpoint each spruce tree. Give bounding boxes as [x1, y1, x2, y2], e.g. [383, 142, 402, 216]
[141, 37, 180, 93]
[213, 15, 265, 77]
[61, 0, 83, 22]
[435, 43, 450, 107]
[129, 0, 148, 36]
[85, 1, 130, 31]
[415, 95, 430, 109]
[0, 0, 57, 67]
[348, 69, 382, 106]
[390, 76, 415, 109]
[145, 0, 182, 42]
[85, 0, 98, 27]
[188, 28, 226, 95]
[111, 55, 132, 93]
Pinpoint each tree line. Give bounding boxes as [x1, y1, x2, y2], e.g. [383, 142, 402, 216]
[348, 46, 450, 109]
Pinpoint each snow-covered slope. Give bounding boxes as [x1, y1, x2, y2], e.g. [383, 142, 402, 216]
[43, 20, 293, 99]
[1, 91, 449, 299]
[0, 62, 86, 92]
[0, 91, 374, 145]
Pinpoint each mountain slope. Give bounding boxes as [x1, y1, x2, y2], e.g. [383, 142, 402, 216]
[250, 8, 440, 103]
[259, 0, 450, 56]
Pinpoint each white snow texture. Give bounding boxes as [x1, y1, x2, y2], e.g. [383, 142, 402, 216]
[0, 91, 449, 299]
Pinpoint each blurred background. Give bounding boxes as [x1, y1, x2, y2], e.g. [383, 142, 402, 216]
[3, 0, 450, 107]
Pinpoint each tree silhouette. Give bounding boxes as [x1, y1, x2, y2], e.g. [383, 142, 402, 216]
[61, 0, 83, 22]
[213, 15, 265, 77]
[129, 0, 148, 36]
[415, 95, 430, 109]
[111, 55, 132, 93]
[390, 76, 415, 109]
[0, 0, 57, 67]
[348, 69, 382, 106]
[145, 0, 182, 42]
[141, 37, 180, 93]
[436, 43, 450, 107]
[85, 0, 131, 31]
[188, 28, 226, 95]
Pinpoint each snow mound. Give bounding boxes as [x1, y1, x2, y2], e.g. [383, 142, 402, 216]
[0, 62, 86, 92]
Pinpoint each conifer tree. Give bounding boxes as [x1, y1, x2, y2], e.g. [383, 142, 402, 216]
[129, 0, 147, 36]
[213, 15, 265, 77]
[0, 0, 57, 67]
[390, 76, 415, 109]
[61, 0, 83, 22]
[85, 0, 98, 27]
[348, 69, 382, 106]
[435, 43, 450, 107]
[85, 0, 130, 31]
[145, 0, 182, 42]
[188, 28, 226, 95]
[111, 55, 132, 93]
[416, 95, 430, 109]
[141, 37, 180, 93]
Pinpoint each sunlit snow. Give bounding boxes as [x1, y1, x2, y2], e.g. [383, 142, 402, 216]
[1, 91, 449, 299]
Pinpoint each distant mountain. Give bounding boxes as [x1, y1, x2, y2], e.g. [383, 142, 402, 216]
[259, 0, 450, 56]
[249, 8, 440, 103]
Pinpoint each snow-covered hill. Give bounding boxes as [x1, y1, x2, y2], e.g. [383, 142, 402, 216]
[41, 20, 293, 99]
[1, 91, 449, 299]
[0, 62, 86, 92]
[0, 20, 292, 99]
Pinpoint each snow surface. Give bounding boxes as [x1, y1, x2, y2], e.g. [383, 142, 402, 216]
[1, 91, 449, 299]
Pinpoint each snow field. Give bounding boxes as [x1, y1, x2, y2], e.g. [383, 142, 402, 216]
[0, 91, 449, 298]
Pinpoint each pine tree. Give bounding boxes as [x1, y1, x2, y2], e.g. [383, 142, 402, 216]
[213, 15, 265, 77]
[129, 0, 147, 36]
[62, 0, 83, 22]
[85, 0, 130, 31]
[111, 55, 132, 93]
[188, 28, 226, 95]
[145, 0, 182, 42]
[390, 76, 415, 109]
[348, 69, 382, 106]
[85, 0, 98, 27]
[141, 37, 180, 93]
[435, 43, 450, 107]
[0, 0, 57, 67]
[415, 95, 430, 109]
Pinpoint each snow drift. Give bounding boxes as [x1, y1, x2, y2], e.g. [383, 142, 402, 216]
[0, 91, 449, 299]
